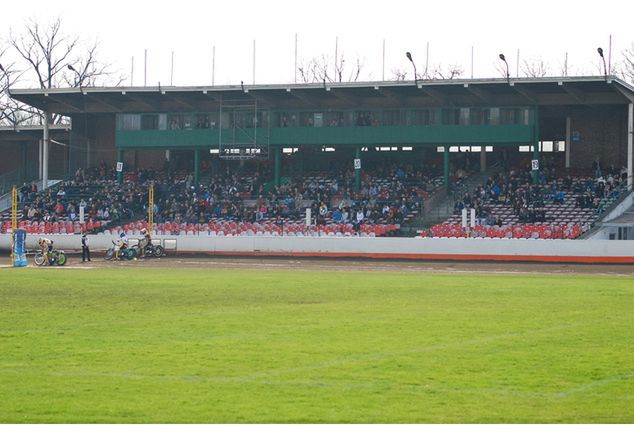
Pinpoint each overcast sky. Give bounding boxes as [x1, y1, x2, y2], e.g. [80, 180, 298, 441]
[2, 0, 633, 88]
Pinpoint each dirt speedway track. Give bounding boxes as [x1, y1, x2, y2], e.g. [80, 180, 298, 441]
[4, 253, 634, 276]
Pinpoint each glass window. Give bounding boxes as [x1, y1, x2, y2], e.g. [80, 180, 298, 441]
[470, 109, 485, 125]
[500, 108, 520, 125]
[383, 110, 403, 126]
[325, 112, 344, 127]
[442, 109, 460, 125]
[158, 114, 167, 130]
[195, 114, 211, 129]
[201, 112, 218, 129]
[277, 112, 298, 128]
[118, 114, 141, 130]
[488, 108, 500, 125]
[355, 111, 379, 127]
[410, 110, 437, 126]
[299, 112, 315, 127]
[183, 115, 193, 130]
[244, 111, 263, 128]
[168, 114, 184, 130]
[231, 111, 249, 128]
[459, 108, 470, 125]
[141, 114, 158, 130]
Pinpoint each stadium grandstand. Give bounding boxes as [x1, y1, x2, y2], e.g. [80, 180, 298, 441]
[2, 75, 634, 243]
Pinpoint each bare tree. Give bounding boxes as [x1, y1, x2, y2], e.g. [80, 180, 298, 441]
[6, 17, 124, 124]
[426, 64, 464, 80]
[297, 52, 364, 83]
[0, 45, 33, 126]
[391, 67, 408, 81]
[521, 59, 550, 77]
[620, 42, 634, 83]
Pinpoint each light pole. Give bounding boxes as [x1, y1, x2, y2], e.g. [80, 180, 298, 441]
[597, 47, 608, 80]
[499, 53, 510, 83]
[406, 52, 418, 86]
[67, 64, 83, 93]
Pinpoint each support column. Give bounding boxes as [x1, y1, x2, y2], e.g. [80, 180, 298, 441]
[355, 146, 361, 192]
[194, 148, 200, 187]
[117, 148, 124, 184]
[86, 139, 91, 169]
[443, 147, 450, 189]
[274, 146, 281, 187]
[38, 139, 43, 183]
[565, 116, 571, 169]
[532, 106, 540, 185]
[480, 148, 486, 173]
[20, 142, 27, 184]
[627, 103, 634, 191]
[43, 112, 50, 190]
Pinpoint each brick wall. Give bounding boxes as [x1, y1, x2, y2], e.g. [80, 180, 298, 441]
[92, 115, 116, 167]
[567, 105, 628, 170]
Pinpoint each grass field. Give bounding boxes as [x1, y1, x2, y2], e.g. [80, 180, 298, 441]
[0, 265, 633, 423]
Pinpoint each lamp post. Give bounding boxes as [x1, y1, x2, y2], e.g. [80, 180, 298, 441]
[406, 52, 418, 86]
[597, 47, 607, 80]
[499, 53, 510, 83]
[67, 64, 83, 93]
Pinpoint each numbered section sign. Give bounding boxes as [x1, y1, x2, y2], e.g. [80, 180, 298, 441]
[531, 159, 539, 171]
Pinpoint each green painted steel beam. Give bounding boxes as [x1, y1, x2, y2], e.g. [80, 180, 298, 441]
[355, 146, 361, 192]
[444, 147, 449, 189]
[274, 147, 281, 187]
[194, 148, 200, 187]
[117, 148, 123, 184]
[533, 107, 540, 184]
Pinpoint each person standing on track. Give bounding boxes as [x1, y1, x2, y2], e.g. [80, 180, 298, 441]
[81, 231, 91, 262]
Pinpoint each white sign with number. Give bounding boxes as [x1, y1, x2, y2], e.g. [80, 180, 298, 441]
[531, 160, 539, 171]
[116, 161, 124, 172]
[354, 158, 361, 170]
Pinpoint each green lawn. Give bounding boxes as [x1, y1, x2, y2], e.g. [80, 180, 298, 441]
[0, 266, 633, 423]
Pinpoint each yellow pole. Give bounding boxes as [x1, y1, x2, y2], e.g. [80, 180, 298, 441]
[11, 186, 17, 264]
[148, 182, 154, 235]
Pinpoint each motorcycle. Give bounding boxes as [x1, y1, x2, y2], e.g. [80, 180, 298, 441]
[132, 239, 165, 258]
[104, 241, 137, 261]
[34, 249, 67, 266]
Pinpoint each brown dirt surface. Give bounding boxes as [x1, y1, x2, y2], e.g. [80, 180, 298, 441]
[4, 253, 634, 276]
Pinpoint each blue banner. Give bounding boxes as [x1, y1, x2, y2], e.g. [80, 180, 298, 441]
[13, 229, 28, 267]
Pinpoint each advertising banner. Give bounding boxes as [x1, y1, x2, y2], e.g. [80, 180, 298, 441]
[13, 229, 28, 267]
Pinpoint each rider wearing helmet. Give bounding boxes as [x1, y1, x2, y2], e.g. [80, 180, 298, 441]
[139, 228, 152, 257]
[114, 232, 128, 259]
[38, 237, 54, 264]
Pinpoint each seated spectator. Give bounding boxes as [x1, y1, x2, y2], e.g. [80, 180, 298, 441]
[332, 208, 342, 223]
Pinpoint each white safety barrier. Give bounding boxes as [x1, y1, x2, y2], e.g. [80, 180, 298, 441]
[1, 234, 633, 263]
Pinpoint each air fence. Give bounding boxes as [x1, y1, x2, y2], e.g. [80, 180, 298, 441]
[1, 234, 634, 263]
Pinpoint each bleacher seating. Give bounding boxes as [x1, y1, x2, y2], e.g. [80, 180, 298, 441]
[425, 166, 627, 239]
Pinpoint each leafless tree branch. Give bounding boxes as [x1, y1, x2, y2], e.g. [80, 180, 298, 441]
[297, 51, 363, 83]
[521, 59, 550, 78]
